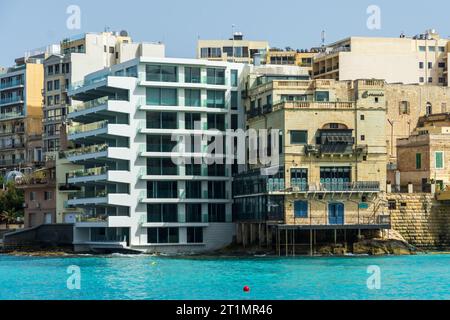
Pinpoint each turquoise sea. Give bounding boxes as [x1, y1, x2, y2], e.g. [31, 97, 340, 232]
[0, 254, 449, 300]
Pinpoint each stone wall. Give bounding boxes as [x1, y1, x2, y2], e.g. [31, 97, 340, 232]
[388, 193, 450, 249]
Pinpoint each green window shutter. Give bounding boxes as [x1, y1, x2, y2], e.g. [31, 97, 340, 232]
[436, 152, 444, 169]
[416, 153, 422, 169]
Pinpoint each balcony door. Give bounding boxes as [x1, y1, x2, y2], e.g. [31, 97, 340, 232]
[328, 202, 344, 225]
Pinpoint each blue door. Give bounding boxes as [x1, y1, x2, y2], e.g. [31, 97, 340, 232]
[328, 203, 344, 225]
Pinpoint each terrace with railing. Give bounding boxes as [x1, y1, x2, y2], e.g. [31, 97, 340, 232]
[68, 96, 109, 113]
[68, 120, 108, 135]
[63, 144, 108, 158]
[68, 166, 108, 179]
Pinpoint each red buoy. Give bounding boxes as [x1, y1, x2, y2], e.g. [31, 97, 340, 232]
[243, 286, 250, 293]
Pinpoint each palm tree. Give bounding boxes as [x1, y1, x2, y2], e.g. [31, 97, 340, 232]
[1, 209, 18, 229]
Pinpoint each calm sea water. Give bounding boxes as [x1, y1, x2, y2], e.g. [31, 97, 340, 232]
[0, 254, 449, 300]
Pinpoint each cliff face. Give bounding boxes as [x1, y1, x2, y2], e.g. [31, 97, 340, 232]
[388, 193, 450, 249]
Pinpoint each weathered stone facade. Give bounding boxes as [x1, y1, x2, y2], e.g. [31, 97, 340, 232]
[388, 193, 450, 249]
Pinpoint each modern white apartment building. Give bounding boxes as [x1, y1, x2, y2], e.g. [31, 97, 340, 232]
[313, 30, 450, 86]
[43, 31, 165, 156]
[62, 55, 245, 253]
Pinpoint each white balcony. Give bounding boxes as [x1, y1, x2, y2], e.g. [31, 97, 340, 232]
[68, 121, 130, 140]
[64, 145, 131, 162]
[68, 168, 131, 184]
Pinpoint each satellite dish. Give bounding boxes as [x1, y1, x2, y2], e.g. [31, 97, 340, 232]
[5, 170, 23, 183]
[120, 30, 128, 37]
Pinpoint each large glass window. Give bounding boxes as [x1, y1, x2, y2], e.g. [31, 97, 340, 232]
[187, 227, 203, 243]
[146, 135, 178, 152]
[231, 70, 238, 87]
[185, 89, 201, 107]
[208, 204, 226, 222]
[315, 91, 330, 102]
[206, 90, 225, 108]
[147, 228, 179, 243]
[147, 158, 177, 175]
[320, 167, 351, 190]
[146, 88, 178, 106]
[146, 64, 177, 82]
[291, 168, 308, 190]
[231, 91, 238, 110]
[186, 163, 201, 176]
[147, 204, 178, 222]
[206, 68, 225, 85]
[146, 112, 177, 129]
[208, 181, 226, 199]
[186, 181, 202, 199]
[185, 67, 201, 83]
[185, 113, 201, 130]
[207, 114, 225, 130]
[186, 204, 202, 222]
[147, 181, 178, 198]
[208, 164, 226, 177]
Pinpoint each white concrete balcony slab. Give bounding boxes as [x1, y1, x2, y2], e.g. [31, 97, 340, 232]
[139, 105, 229, 114]
[141, 222, 209, 228]
[140, 175, 230, 181]
[67, 193, 132, 207]
[140, 198, 231, 204]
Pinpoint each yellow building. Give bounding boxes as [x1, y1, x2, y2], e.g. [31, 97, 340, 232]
[233, 79, 390, 255]
[0, 57, 46, 174]
[197, 33, 269, 64]
[313, 30, 450, 86]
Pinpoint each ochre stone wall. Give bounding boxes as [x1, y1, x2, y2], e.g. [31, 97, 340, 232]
[388, 193, 450, 249]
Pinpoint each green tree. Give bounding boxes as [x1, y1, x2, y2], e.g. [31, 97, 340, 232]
[0, 209, 18, 229]
[0, 182, 24, 226]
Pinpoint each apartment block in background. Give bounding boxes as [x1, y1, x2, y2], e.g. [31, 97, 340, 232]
[197, 32, 269, 64]
[265, 48, 318, 76]
[43, 31, 165, 157]
[313, 30, 450, 86]
[61, 54, 245, 253]
[0, 54, 47, 174]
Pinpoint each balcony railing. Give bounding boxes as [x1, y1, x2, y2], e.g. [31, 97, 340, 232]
[0, 96, 23, 106]
[68, 120, 108, 135]
[0, 79, 24, 90]
[69, 75, 107, 91]
[68, 190, 108, 200]
[267, 181, 380, 193]
[64, 144, 108, 158]
[0, 159, 25, 166]
[68, 166, 108, 179]
[68, 96, 109, 113]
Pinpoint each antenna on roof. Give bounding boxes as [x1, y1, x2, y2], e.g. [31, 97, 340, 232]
[321, 30, 326, 47]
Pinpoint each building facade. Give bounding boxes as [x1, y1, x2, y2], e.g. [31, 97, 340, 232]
[313, 30, 450, 86]
[234, 79, 390, 255]
[265, 49, 317, 75]
[396, 113, 450, 191]
[43, 31, 165, 158]
[61, 55, 246, 253]
[0, 57, 45, 174]
[197, 33, 269, 64]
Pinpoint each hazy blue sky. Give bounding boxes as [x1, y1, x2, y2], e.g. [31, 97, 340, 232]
[1, 0, 449, 66]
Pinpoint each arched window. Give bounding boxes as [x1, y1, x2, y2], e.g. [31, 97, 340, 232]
[426, 102, 432, 116]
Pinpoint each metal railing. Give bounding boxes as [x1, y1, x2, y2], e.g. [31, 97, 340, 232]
[64, 144, 108, 158]
[68, 120, 108, 135]
[68, 96, 109, 113]
[68, 190, 108, 200]
[0, 96, 23, 105]
[68, 166, 108, 179]
[0, 79, 24, 90]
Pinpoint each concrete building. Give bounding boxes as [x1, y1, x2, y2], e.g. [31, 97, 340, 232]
[265, 48, 318, 75]
[43, 31, 165, 157]
[197, 33, 269, 64]
[313, 30, 450, 86]
[395, 113, 450, 192]
[17, 166, 56, 228]
[234, 78, 390, 255]
[0, 55, 47, 175]
[61, 54, 246, 253]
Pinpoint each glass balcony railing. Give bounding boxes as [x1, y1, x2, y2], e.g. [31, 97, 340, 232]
[68, 120, 108, 135]
[68, 166, 108, 179]
[68, 96, 109, 113]
[0, 112, 24, 120]
[64, 144, 108, 158]
[0, 79, 24, 90]
[69, 75, 108, 91]
[68, 190, 108, 200]
[0, 96, 23, 105]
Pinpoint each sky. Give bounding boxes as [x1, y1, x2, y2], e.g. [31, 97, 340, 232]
[1, 0, 450, 67]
